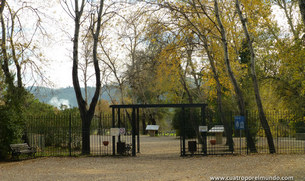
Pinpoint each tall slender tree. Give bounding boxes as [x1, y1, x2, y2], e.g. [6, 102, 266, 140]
[235, 0, 275, 153]
[62, 0, 104, 154]
[213, 0, 257, 152]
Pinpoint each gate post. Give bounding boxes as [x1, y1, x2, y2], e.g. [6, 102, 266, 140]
[69, 113, 72, 157]
[132, 108, 136, 156]
[182, 107, 186, 156]
[246, 110, 249, 155]
[201, 106, 207, 155]
[137, 108, 140, 153]
[112, 107, 115, 156]
[118, 108, 121, 143]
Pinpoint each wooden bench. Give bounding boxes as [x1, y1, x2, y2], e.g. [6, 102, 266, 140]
[10, 143, 36, 160]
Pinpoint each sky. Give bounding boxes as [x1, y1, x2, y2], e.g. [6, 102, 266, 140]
[35, 1, 75, 88]
[5, 0, 75, 88]
[9, 1, 299, 89]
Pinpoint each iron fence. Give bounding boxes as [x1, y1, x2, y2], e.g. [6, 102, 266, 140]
[25, 113, 122, 157]
[24, 111, 305, 157]
[203, 110, 305, 155]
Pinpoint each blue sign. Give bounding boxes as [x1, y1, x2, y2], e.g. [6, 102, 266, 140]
[234, 116, 245, 130]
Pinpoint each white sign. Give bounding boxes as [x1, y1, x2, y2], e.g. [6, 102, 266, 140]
[110, 128, 120, 136]
[199, 126, 208, 132]
[146, 125, 160, 131]
[208, 125, 225, 133]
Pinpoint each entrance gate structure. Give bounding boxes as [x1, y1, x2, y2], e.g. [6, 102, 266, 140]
[110, 104, 208, 156]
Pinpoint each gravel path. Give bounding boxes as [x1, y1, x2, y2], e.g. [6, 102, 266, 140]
[1, 136, 304, 181]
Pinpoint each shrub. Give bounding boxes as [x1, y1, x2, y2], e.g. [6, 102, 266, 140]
[0, 106, 24, 160]
[292, 120, 305, 133]
[172, 108, 201, 138]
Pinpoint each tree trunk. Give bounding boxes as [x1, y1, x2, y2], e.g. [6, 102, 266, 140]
[71, 0, 103, 155]
[201, 36, 234, 152]
[1, 2, 25, 107]
[1, 14, 13, 87]
[186, 36, 204, 100]
[299, 0, 305, 26]
[81, 116, 91, 154]
[0, 0, 5, 16]
[277, 0, 298, 38]
[9, 13, 22, 88]
[214, 0, 257, 153]
[235, 0, 275, 153]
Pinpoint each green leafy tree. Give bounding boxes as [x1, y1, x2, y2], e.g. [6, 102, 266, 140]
[0, 1, 53, 159]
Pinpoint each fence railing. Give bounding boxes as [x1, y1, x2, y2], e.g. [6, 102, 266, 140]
[26, 114, 116, 156]
[204, 110, 305, 155]
[24, 111, 305, 157]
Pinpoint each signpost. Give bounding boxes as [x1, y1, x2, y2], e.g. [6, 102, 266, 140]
[111, 128, 126, 136]
[235, 116, 245, 154]
[199, 126, 208, 133]
[110, 128, 120, 136]
[235, 116, 245, 130]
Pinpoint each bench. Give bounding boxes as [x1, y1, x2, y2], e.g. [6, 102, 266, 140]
[10, 143, 36, 160]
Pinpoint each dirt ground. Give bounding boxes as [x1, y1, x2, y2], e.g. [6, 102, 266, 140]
[1, 136, 304, 181]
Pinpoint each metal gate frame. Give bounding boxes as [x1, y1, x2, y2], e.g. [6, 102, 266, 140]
[110, 104, 208, 156]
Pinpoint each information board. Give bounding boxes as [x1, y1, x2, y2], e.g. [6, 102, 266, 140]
[110, 128, 120, 136]
[199, 126, 208, 132]
[234, 116, 245, 130]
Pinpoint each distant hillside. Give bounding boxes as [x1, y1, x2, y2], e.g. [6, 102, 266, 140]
[27, 86, 116, 108]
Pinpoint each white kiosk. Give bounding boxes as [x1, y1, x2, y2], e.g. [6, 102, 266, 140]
[146, 125, 159, 137]
[208, 125, 224, 144]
